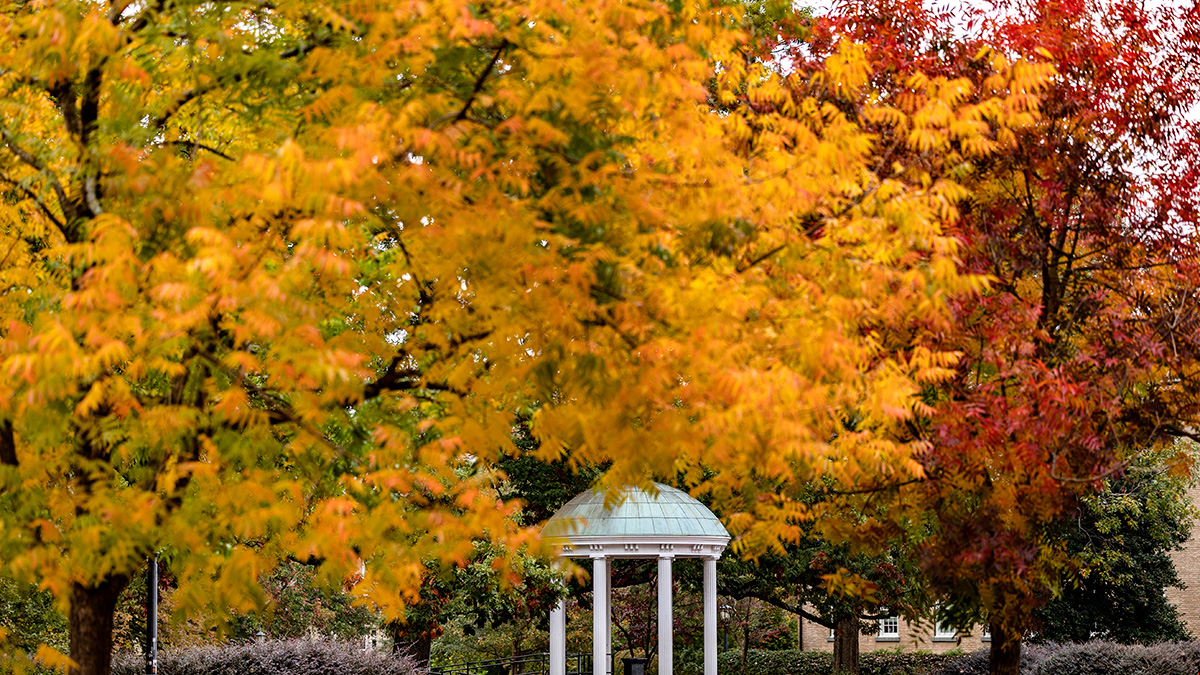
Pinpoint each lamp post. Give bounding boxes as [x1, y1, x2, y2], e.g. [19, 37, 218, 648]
[145, 556, 158, 675]
[255, 629, 267, 644]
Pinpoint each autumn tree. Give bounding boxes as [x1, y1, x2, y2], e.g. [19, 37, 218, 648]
[776, 2, 1200, 674]
[0, 1, 1047, 674]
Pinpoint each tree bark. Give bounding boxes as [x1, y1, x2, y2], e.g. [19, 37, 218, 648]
[0, 419, 16, 466]
[396, 635, 432, 668]
[741, 617, 750, 673]
[988, 621, 1022, 675]
[832, 615, 859, 675]
[68, 576, 129, 675]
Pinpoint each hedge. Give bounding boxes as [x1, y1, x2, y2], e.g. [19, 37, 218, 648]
[702, 642, 1200, 675]
[110, 639, 418, 675]
[81, 640, 1200, 675]
[889, 641, 1200, 675]
[707, 648, 962, 675]
[1026, 641, 1200, 675]
[925, 644, 1053, 675]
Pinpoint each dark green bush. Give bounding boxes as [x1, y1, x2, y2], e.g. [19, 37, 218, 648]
[713, 648, 960, 675]
[717, 649, 831, 675]
[110, 639, 416, 675]
[861, 650, 963, 675]
[926, 650, 990, 675]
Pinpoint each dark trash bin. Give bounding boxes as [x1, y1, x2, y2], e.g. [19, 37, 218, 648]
[621, 657, 649, 675]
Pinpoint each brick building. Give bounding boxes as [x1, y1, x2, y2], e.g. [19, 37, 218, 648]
[1167, 481, 1200, 637]
[796, 612, 989, 654]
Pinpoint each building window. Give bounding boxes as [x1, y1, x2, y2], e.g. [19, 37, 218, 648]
[981, 626, 991, 643]
[827, 626, 835, 641]
[878, 615, 899, 641]
[933, 621, 956, 641]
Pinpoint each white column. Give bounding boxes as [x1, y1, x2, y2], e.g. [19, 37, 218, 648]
[551, 597, 566, 675]
[657, 556, 674, 675]
[605, 561, 613, 674]
[703, 557, 718, 675]
[593, 556, 609, 675]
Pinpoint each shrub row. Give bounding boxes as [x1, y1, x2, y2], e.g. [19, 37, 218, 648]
[90, 640, 1200, 675]
[925, 644, 1052, 675]
[926, 641, 1200, 675]
[110, 639, 417, 675]
[1030, 641, 1200, 675]
[714, 648, 961, 675]
[717, 642, 1200, 675]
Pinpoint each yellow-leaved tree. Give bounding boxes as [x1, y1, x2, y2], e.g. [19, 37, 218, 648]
[0, 1, 1043, 673]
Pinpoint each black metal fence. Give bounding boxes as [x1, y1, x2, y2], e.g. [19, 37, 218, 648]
[432, 652, 594, 675]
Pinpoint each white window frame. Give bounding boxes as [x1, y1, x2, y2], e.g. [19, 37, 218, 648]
[877, 614, 899, 640]
[933, 620, 956, 641]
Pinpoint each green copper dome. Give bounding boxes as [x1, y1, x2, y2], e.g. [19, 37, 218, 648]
[543, 483, 730, 540]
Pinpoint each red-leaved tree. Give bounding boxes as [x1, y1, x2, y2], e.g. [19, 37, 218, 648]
[735, 1, 1200, 673]
[781, 2, 1200, 674]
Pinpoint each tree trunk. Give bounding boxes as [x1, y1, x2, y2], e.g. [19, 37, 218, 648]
[832, 616, 859, 675]
[396, 635, 432, 668]
[68, 576, 129, 675]
[741, 618, 749, 673]
[988, 622, 1022, 675]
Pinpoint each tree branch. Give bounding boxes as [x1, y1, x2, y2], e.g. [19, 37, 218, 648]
[0, 171, 66, 231]
[0, 419, 16, 467]
[361, 355, 420, 400]
[196, 351, 348, 457]
[458, 40, 508, 122]
[817, 476, 928, 497]
[0, 128, 75, 230]
[736, 244, 786, 274]
[581, 313, 640, 349]
[157, 140, 235, 161]
[1164, 425, 1200, 442]
[80, 66, 103, 150]
[431, 40, 510, 129]
[361, 356, 472, 400]
[118, 0, 165, 31]
[0, 69, 47, 93]
[151, 87, 211, 129]
[1, 127, 47, 172]
[730, 589, 835, 629]
[79, 64, 106, 219]
[856, 608, 897, 621]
